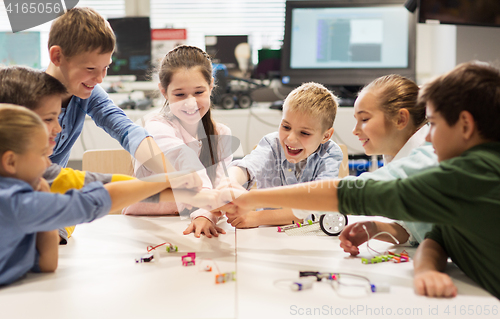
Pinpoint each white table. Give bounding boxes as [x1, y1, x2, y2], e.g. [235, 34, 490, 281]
[1, 216, 497, 319]
[235, 216, 498, 319]
[0, 216, 236, 319]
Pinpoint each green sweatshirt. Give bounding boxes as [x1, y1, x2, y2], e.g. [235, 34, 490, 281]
[338, 142, 500, 299]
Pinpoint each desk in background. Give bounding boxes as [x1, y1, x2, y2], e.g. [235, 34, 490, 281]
[1, 215, 497, 319]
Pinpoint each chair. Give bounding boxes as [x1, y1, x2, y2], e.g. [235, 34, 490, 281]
[338, 144, 349, 178]
[82, 149, 134, 214]
[82, 149, 134, 176]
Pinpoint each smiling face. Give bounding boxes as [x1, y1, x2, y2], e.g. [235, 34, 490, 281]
[278, 105, 333, 163]
[425, 102, 467, 162]
[14, 127, 52, 189]
[33, 94, 62, 155]
[57, 49, 112, 100]
[162, 67, 213, 135]
[352, 90, 401, 157]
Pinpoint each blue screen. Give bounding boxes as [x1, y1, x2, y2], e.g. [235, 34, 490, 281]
[290, 6, 409, 69]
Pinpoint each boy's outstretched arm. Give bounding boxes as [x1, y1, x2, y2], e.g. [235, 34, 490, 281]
[218, 166, 250, 188]
[413, 238, 457, 298]
[224, 179, 340, 213]
[105, 172, 201, 212]
[227, 208, 302, 229]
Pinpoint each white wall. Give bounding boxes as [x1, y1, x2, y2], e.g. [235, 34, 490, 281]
[415, 22, 500, 85]
[456, 25, 500, 65]
[124, 0, 150, 16]
[415, 23, 456, 85]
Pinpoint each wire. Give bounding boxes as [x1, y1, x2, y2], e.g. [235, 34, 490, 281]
[147, 242, 174, 252]
[362, 225, 400, 256]
[272, 86, 287, 100]
[249, 106, 281, 127]
[244, 106, 280, 154]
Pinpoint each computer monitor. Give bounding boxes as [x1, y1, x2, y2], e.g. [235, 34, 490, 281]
[107, 17, 152, 81]
[281, 0, 416, 99]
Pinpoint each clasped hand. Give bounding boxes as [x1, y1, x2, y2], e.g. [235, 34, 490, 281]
[170, 183, 250, 214]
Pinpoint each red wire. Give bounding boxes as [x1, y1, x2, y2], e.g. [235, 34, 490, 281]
[147, 242, 170, 252]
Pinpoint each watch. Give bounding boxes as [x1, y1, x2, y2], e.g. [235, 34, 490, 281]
[319, 212, 348, 236]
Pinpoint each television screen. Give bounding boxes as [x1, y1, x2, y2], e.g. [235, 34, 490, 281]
[107, 17, 152, 81]
[281, 1, 416, 95]
[419, 0, 500, 27]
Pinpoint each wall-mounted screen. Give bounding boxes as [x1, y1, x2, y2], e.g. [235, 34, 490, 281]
[281, 0, 416, 94]
[419, 0, 500, 27]
[107, 17, 152, 81]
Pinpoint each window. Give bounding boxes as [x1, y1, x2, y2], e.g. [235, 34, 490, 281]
[150, 0, 285, 64]
[0, 0, 125, 68]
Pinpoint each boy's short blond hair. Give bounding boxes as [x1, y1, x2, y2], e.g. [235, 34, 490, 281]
[48, 7, 115, 58]
[284, 82, 338, 131]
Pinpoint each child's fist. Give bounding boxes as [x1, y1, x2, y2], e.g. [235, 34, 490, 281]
[168, 170, 202, 190]
[414, 270, 457, 298]
[174, 189, 221, 211]
[36, 178, 51, 192]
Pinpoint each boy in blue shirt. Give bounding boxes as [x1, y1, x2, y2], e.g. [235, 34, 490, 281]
[220, 82, 343, 228]
[45, 7, 171, 174]
[222, 61, 500, 299]
[0, 104, 204, 286]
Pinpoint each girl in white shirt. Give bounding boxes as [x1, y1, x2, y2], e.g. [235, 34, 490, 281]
[339, 74, 438, 255]
[123, 45, 232, 238]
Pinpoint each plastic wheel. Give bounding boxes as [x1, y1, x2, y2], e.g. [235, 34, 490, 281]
[221, 94, 236, 109]
[319, 212, 348, 236]
[238, 94, 252, 109]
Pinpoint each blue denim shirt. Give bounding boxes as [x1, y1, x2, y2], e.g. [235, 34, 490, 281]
[0, 177, 111, 286]
[49, 84, 150, 167]
[231, 132, 343, 189]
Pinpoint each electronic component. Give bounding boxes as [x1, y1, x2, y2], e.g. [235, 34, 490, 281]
[277, 221, 313, 232]
[361, 251, 409, 264]
[166, 244, 178, 253]
[370, 282, 390, 293]
[135, 253, 154, 263]
[182, 252, 196, 266]
[299, 271, 337, 281]
[204, 265, 213, 272]
[299, 270, 390, 295]
[284, 222, 323, 236]
[215, 271, 236, 284]
[147, 242, 178, 253]
[290, 278, 314, 291]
